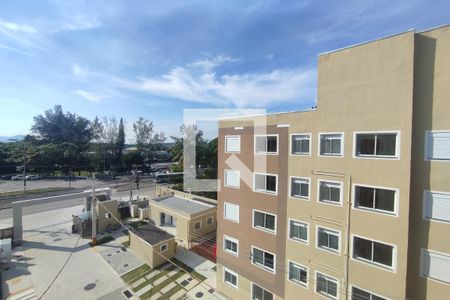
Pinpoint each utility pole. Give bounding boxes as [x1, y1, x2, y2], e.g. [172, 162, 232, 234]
[68, 168, 72, 189]
[91, 174, 97, 246]
[23, 144, 26, 192]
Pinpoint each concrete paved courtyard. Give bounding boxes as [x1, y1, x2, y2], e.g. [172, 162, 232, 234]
[1, 204, 128, 299]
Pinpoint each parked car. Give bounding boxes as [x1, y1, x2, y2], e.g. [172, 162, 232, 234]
[11, 175, 24, 180]
[26, 175, 41, 180]
[0, 175, 12, 180]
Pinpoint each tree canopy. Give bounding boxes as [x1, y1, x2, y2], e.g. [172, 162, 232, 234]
[31, 105, 92, 147]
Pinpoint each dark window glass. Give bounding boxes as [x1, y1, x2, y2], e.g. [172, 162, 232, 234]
[356, 186, 374, 208]
[288, 262, 307, 284]
[225, 239, 237, 253]
[252, 284, 263, 300]
[266, 136, 277, 153]
[265, 214, 275, 231]
[254, 212, 265, 228]
[319, 182, 341, 203]
[375, 189, 395, 212]
[225, 271, 237, 286]
[352, 287, 371, 300]
[376, 134, 396, 156]
[266, 176, 276, 192]
[291, 178, 309, 198]
[253, 248, 264, 266]
[373, 242, 393, 266]
[316, 274, 337, 297]
[292, 135, 310, 154]
[264, 252, 274, 270]
[290, 221, 307, 241]
[357, 134, 376, 155]
[354, 237, 372, 260]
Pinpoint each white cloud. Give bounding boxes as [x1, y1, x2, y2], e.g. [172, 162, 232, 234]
[75, 89, 109, 103]
[52, 15, 102, 33]
[118, 55, 316, 108]
[187, 54, 240, 71]
[0, 19, 37, 34]
[72, 64, 90, 77]
[0, 43, 35, 57]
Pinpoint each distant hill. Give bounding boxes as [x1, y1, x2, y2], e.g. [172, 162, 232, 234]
[0, 135, 25, 142]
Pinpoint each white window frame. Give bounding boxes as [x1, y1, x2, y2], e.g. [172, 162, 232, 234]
[353, 131, 400, 160]
[160, 243, 168, 253]
[315, 271, 340, 300]
[316, 225, 341, 255]
[224, 169, 240, 188]
[420, 248, 450, 285]
[254, 134, 279, 155]
[194, 221, 202, 231]
[251, 246, 276, 274]
[350, 285, 389, 300]
[223, 267, 239, 289]
[352, 183, 399, 217]
[253, 172, 278, 195]
[251, 283, 274, 300]
[317, 179, 343, 206]
[225, 135, 241, 153]
[423, 190, 450, 224]
[287, 260, 308, 288]
[425, 130, 450, 161]
[288, 218, 309, 245]
[207, 216, 214, 226]
[224, 202, 239, 223]
[318, 132, 344, 157]
[223, 235, 239, 257]
[290, 133, 311, 156]
[289, 176, 311, 200]
[351, 234, 397, 272]
[252, 209, 277, 235]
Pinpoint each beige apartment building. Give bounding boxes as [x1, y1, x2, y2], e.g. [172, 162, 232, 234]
[216, 25, 450, 300]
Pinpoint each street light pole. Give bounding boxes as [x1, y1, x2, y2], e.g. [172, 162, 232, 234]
[91, 174, 97, 246]
[23, 144, 26, 192]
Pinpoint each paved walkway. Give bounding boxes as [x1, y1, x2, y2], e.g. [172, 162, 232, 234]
[175, 247, 226, 300]
[95, 232, 143, 276]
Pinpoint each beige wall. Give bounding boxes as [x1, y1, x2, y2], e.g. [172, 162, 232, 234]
[407, 26, 450, 300]
[218, 30, 417, 300]
[96, 200, 120, 233]
[149, 203, 216, 247]
[216, 263, 283, 300]
[130, 232, 176, 268]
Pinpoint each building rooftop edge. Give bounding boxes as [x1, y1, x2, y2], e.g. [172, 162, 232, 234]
[318, 29, 415, 57]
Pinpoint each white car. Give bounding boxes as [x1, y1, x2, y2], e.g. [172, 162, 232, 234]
[11, 175, 24, 181]
[26, 175, 41, 180]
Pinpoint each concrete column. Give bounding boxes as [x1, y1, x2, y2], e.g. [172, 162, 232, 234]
[12, 205, 23, 246]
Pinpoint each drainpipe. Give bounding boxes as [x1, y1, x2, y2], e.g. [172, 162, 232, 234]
[312, 170, 352, 300]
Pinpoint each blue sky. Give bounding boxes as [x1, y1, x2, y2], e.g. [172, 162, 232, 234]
[0, 0, 449, 141]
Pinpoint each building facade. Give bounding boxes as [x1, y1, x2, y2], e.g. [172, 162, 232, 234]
[216, 25, 450, 300]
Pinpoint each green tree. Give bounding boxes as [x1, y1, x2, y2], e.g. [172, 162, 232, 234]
[115, 118, 125, 166]
[31, 105, 92, 147]
[132, 117, 166, 162]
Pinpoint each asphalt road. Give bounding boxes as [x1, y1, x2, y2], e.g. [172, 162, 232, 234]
[0, 186, 155, 224]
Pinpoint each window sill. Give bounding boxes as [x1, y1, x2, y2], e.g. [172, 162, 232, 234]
[353, 206, 397, 217]
[318, 200, 342, 206]
[251, 262, 276, 274]
[352, 257, 395, 272]
[254, 189, 277, 195]
[253, 225, 276, 235]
